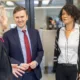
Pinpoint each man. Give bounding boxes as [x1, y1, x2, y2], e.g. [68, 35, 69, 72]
[3, 6, 44, 80]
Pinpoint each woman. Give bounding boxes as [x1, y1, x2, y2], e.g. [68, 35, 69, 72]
[0, 5, 21, 79]
[0, 5, 24, 79]
[0, 5, 9, 42]
[0, 5, 8, 35]
[53, 4, 80, 80]
[0, 5, 12, 80]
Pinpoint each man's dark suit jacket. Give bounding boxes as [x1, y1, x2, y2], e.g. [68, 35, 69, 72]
[0, 41, 12, 80]
[3, 27, 44, 80]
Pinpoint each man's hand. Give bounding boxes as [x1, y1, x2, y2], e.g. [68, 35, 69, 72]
[29, 61, 38, 69]
[11, 64, 18, 68]
[19, 63, 29, 71]
[11, 64, 25, 78]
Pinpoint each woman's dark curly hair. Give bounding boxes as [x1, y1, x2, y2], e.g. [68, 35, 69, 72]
[59, 4, 80, 22]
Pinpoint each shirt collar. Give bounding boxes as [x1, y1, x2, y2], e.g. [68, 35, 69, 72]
[61, 23, 79, 31]
[17, 26, 28, 32]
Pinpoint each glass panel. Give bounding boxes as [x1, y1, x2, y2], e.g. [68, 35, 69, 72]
[73, 0, 80, 24]
[34, 0, 66, 30]
[78, 0, 80, 7]
[73, 0, 80, 8]
[0, 0, 25, 29]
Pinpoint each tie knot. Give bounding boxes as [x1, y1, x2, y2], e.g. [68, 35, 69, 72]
[22, 30, 26, 34]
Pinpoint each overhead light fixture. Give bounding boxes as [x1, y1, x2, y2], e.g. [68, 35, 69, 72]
[6, 1, 14, 6]
[35, 6, 63, 9]
[42, 0, 50, 5]
[34, 0, 39, 5]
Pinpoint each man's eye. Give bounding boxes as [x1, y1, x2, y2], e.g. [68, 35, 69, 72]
[16, 17, 19, 19]
[21, 16, 24, 18]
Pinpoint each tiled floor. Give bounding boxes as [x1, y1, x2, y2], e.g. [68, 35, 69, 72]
[40, 59, 55, 80]
[41, 73, 55, 80]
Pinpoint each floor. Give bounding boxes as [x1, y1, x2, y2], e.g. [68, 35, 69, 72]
[40, 66, 55, 80]
[40, 56, 55, 80]
[41, 73, 55, 80]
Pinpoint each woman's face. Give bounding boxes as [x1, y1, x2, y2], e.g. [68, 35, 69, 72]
[0, 6, 8, 31]
[61, 9, 74, 25]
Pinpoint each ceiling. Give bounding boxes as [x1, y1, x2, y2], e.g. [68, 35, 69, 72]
[34, 0, 66, 7]
[0, 0, 25, 7]
[0, 0, 66, 8]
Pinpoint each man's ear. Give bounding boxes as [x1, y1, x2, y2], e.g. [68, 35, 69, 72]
[26, 15, 28, 21]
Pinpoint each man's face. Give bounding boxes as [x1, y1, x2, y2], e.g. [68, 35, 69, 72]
[13, 10, 28, 28]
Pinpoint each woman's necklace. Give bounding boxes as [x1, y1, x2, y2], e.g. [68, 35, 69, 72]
[65, 29, 73, 32]
[65, 26, 74, 31]
[65, 23, 74, 31]
[65, 27, 74, 39]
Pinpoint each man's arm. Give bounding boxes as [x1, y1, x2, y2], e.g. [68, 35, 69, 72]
[3, 33, 28, 78]
[35, 30, 44, 65]
[3, 33, 21, 65]
[29, 30, 44, 69]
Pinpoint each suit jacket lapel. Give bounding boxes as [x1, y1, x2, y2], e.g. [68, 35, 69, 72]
[12, 27, 23, 55]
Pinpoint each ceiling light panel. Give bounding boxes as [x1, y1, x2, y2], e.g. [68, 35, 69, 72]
[42, 0, 50, 5]
[34, 0, 39, 5]
[6, 1, 14, 6]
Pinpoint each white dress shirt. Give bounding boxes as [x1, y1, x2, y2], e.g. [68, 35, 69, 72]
[58, 23, 79, 64]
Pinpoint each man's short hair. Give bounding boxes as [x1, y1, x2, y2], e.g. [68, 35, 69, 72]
[13, 6, 28, 15]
